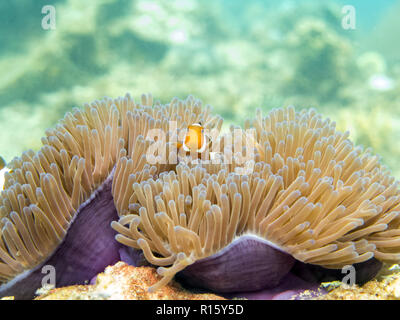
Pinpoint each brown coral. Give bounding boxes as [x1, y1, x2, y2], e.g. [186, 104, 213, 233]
[35, 262, 225, 300]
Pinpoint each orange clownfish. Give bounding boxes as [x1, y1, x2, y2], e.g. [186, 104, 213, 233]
[177, 123, 208, 154]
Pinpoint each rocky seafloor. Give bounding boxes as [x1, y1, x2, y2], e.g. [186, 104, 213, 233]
[1, 262, 399, 300]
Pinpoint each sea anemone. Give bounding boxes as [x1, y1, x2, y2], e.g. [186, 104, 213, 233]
[0, 93, 222, 299]
[1, 94, 399, 299]
[111, 106, 400, 293]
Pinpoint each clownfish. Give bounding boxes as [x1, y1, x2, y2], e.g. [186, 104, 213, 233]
[177, 123, 208, 154]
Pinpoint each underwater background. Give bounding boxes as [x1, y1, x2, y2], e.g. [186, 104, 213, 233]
[0, 0, 400, 177]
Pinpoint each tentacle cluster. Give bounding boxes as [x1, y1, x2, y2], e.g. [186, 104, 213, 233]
[0, 93, 222, 284]
[249, 107, 400, 261]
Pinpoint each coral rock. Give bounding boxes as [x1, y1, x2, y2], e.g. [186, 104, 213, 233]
[35, 262, 225, 300]
[317, 267, 400, 300]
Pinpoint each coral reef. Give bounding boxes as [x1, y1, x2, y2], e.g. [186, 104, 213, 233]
[283, 18, 354, 103]
[1, 0, 400, 176]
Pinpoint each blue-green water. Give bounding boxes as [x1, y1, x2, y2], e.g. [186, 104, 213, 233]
[0, 0, 400, 176]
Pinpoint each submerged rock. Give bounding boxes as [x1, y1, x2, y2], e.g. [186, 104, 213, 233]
[34, 262, 225, 300]
[317, 265, 400, 300]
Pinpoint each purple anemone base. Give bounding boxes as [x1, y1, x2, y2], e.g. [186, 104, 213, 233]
[0, 178, 122, 300]
[177, 235, 296, 292]
[174, 235, 383, 300]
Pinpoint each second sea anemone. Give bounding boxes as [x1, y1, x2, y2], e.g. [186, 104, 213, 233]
[111, 106, 400, 293]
